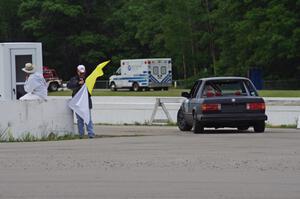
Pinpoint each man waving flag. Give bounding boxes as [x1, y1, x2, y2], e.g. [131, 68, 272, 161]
[67, 61, 109, 138]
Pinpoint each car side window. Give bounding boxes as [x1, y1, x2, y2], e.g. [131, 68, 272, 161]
[190, 80, 202, 98]
[244, 80, 258, 96]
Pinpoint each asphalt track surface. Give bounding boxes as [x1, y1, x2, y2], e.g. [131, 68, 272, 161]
[0, 126, 300, 199]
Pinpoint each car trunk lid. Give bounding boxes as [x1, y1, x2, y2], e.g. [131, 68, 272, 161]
[202, 97, 265, 113]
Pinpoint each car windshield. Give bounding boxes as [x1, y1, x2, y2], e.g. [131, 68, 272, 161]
[202, 79, 258, 97]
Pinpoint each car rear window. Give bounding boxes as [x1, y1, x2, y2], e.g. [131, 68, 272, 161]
[202, 79, 258, 97]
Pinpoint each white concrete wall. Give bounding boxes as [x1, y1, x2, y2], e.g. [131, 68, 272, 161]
[0, 99, 74, 139]
[87, 97, 300, 126]
[264, 98, 300, 126]
[1, 97, 299, 140]
[91, 97, 181, 124]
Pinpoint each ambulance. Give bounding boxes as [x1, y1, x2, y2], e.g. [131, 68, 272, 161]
[109, 58, 172, 91]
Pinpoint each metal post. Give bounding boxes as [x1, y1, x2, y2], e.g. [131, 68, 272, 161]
[160, 102, 173, 123]
[149, 98, 175, 125]
[149, 98, 159, 125]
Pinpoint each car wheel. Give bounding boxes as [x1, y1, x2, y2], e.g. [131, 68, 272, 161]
[132, 82, 140, 92]
[238, 126, 249, 131]
[110, 82, 117, 91]
[193, 115, 204, 134]
[177, 108, 192, 131]
[49, 82, 59, 92]
[254, 121, 265, 133]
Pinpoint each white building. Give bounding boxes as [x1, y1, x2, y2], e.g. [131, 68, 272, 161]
[0, 42, 43, 100]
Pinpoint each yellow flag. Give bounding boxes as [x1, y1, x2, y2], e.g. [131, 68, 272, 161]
[86, 60, 110, 94]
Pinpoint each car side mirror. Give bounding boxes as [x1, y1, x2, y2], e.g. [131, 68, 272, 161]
[181, 92, 190, 98]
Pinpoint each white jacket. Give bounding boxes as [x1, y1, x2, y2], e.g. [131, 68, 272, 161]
[23, 72, 48, 100]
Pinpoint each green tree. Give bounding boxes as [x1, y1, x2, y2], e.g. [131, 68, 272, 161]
[18, 0, 121, 79]
[0, 0, 24, 41]
[4, 0, 297, 83]
[214, 0, 300, 79]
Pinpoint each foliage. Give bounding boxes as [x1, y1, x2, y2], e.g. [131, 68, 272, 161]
[0, 0, 298, 81]
[213, 0, 300, 78]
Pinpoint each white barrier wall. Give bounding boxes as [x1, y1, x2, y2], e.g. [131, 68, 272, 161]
[0, 99, 74, 139]
[264, 98, 300, 126]
[86, 97, 300, 126]
[1, 97, 299, 139]
[91, 97, 181, 124]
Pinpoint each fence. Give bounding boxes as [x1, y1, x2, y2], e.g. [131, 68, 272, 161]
[93, 80, 188, 89]
[94, 80, 110, 89]
[263, 79, 300, 90]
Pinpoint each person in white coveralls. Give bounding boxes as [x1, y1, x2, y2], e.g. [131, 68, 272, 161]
[19, 63, 48, 101]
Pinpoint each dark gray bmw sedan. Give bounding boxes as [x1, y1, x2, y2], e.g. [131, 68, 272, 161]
[177, 77, 268, 134]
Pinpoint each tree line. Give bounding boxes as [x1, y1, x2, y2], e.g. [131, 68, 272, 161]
[0, 0, 299, 82]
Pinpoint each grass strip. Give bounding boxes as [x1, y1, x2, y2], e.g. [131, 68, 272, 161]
[49, 89, 300, 97]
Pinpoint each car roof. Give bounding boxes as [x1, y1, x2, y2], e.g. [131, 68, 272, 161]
[198, 76, 250, 81]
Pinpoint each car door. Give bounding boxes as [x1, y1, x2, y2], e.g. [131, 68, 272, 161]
[183, 80, 202, 122]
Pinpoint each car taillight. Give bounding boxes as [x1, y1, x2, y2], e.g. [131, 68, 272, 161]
[201, 104, 221, 112]
[246, 102, 265, 111]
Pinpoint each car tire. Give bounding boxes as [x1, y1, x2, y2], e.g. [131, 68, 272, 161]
[254, 121, 265, 133]
[110, 82, 117, 91]
[177, 108, 192, 131]
[132, 82, 140, 92]
[238, 126, 249, 131]
[49, 82, 59, 92]
[193, 115, 204, 134]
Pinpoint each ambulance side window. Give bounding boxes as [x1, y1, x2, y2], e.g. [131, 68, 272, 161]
[161, 66, 167, 75]
[153, 66, 159, 75]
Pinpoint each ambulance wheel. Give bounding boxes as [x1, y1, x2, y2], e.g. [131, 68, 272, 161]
[110, 82, 117, 91]
[132, 82, 140, 92]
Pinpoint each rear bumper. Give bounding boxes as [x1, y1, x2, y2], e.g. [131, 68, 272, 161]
[197, 113, 267, 127]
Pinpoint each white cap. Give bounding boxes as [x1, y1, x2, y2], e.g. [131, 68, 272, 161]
[77, 65, 85, 73]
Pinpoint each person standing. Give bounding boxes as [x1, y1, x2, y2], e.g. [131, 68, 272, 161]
[67, 65, 95, 138]
[20, 63, 48, 101]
